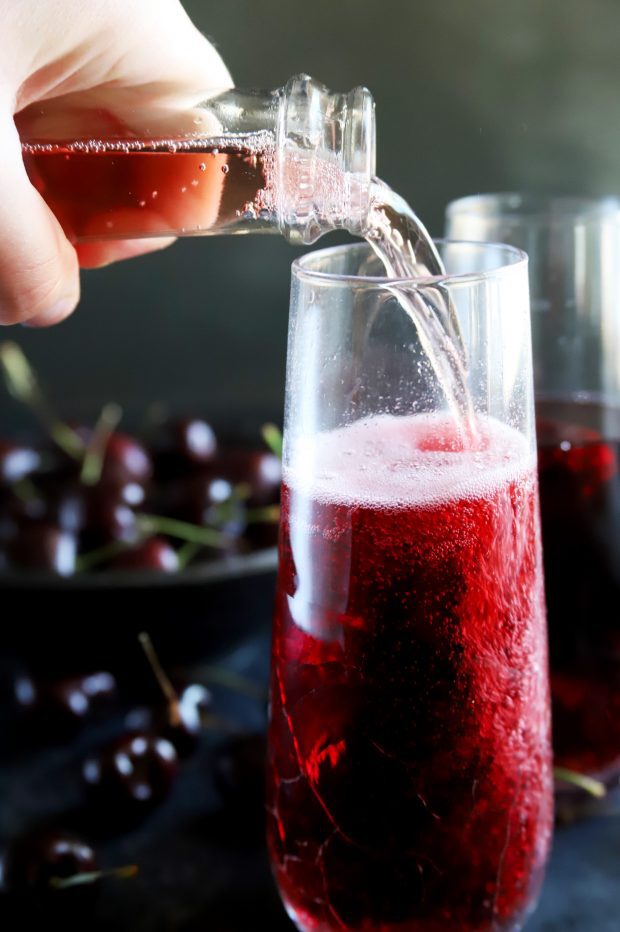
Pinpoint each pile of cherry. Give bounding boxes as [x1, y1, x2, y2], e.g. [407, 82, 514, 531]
[0, 341, 281, 576]
[0, 421, 281, 575]
[0, 634, 267, 925]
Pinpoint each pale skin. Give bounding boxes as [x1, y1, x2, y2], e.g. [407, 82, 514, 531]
[0, 0, 231, 327]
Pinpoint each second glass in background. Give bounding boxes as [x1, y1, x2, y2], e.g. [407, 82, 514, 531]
[446, 194, 620, 783]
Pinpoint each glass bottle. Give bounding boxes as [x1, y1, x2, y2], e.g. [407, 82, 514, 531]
[19, 74, 376, 246]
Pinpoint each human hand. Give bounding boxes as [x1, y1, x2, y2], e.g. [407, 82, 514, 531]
[0, 0, 231, 327]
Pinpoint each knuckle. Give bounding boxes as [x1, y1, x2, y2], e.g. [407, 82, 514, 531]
[0, 252, 76, 325]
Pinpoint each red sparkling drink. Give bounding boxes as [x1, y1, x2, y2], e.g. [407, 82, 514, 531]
[536, 398, 620, 777]
[267, 414, 552, 932]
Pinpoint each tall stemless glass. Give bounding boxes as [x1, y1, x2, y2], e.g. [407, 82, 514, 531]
[446, 195, 620, 784]
[266, 242, 552, 932]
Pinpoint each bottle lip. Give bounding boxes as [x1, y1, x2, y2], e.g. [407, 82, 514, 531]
[292, 240, 528, 288]
[343, 85, 376, 179]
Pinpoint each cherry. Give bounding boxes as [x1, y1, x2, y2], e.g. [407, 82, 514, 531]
[40, 671, 116, 737]
[2, 830, 99, 915]
[173, 418, 217, 465]
[163, 474, 247, 538]
[82, 733, 178, 823]
[45, 483, 87, 534]
[213, 733, 267, 811]
[152, 417, 218, 480]
[111, 537, 179, 572]
[100, 432, 153, 486]
[157, 683, 212, 757]
[82, 485, 140, 547]
[0, 440, 41, 486]
[7, 522, 77, 575]
[137, 632, 212, 756]
[216, 449, 282, 507]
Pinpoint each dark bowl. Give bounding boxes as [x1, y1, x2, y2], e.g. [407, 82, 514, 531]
[0, 548, 278, 681]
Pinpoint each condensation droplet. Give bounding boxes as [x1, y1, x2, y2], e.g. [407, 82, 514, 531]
[181, 186, 187, 193]
[191, 179, 198, 187]
[151, 190, 158, 199]
[138, 200, 146, 208]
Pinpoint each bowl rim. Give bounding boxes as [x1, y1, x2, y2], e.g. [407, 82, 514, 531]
[2, 547, 278, 590]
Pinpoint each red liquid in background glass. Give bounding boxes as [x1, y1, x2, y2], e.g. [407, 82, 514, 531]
[536, 398, 620, 777]
[267, 414, 552, 932]
[21, 138, 273, 241]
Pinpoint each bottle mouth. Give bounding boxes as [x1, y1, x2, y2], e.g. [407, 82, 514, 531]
[276, 75, 377, 244]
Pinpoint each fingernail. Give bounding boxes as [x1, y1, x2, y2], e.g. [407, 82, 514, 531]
[21, 296, 77, 328]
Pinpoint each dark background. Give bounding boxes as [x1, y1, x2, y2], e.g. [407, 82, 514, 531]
[8, 0, 620, 431]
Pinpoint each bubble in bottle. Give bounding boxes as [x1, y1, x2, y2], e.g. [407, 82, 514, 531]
[199, 162, 206, 172]
[221, 164, 229, 174]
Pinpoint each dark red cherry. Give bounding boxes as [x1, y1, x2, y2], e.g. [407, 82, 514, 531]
[164, 474, 247, 538]
[174, 418, 217, 464]
[110, 537, 179, 572]
[0, 440, 41, 486]
[82, 733, 178, 822]
[217, 449, 282, 506]
[40, 482, 87, 534]
[100, 433, 153, 485]
[3, 830, 98, 902]
[8, 522, 77, 575]
[40, 672, 116, 737]
[152, 417, 218, 480]
[213, 733, 267, 811]
[82, 486, 140, 547]
[157, 683, 212, 757]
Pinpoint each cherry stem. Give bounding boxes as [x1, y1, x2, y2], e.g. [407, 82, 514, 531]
[136, 514, 231, 548]
[0, 342, 84, 460]
[80, 402, 123, 485]
[75, 540, 132, 573]
[261, 422, 283, 460]
[138, 631, 179, 709]
[176, 540, 203, 569]
[553, 766, 607, 798]
[49, 864, 138, 890]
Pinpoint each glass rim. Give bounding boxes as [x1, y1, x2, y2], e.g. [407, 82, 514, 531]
[292, 239, 528, 288]
[445, 192, 620, 226]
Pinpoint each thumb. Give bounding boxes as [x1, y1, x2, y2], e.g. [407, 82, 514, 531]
[0, 111, 79, 327]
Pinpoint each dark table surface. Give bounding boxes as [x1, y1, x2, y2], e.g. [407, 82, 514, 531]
[1, 627, 619, 930]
